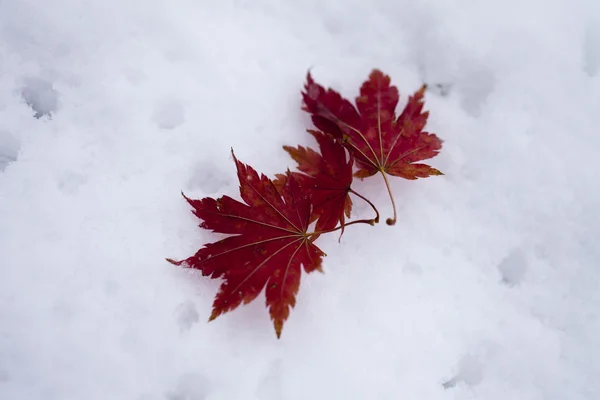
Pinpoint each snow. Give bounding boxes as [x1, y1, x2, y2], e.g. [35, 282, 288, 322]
[1, 0, 600, 399]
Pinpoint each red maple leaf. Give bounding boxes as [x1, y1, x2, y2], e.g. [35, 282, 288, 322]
[168, 150, 325, 338]
[276, 129, 357, 233]
[301, 69, 443, 224]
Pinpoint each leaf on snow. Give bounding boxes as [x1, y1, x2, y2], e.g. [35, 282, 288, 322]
[168, 150, 325, 338]
[301, 69, 443, 180]
[276, 129, 353, 233]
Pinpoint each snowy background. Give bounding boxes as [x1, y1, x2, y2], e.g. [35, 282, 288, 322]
[2, 0, 600, 399]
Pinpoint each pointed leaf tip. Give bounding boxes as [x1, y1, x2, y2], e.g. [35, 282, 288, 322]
[208, 311, 218, 322]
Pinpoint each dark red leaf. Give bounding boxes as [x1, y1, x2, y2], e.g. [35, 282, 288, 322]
[302, 69, 443, 180]
[280, 129, 353, 233]
[168, 150, 325, 338]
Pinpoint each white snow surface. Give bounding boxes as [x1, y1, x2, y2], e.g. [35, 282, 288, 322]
[2, 1, 600, 399]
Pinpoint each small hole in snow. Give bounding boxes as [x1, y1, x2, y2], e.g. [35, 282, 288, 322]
[584, 23, 600, 77]
[153, 100, 185, 130]
[21, 77, 59, 119]
[426, 82, 453, 97]
[176, 301, 200, 332]
[443, 354, 483, 389]
[498, 249, 528, 286]
[166, 373, 211, 400]
[187, 161, 229, 194]
[0, 130, 19, 171]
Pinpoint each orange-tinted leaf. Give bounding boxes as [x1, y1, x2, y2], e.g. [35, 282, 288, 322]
[168, 150, 325, 338]
[282, 129, 353, 232]
[302, 70, 443, 180]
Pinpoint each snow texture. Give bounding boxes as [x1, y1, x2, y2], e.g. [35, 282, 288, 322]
[1, 0, 600, 399]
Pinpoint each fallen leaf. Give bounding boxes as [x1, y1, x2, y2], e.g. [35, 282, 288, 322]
[168, 150, 325, 338]
[301, 69, 443, 224]
[278, 129, 354, 233]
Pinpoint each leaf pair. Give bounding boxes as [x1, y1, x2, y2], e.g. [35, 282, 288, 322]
[168, 69, 443, 338]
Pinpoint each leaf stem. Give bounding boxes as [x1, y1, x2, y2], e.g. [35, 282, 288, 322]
[309, 218, 376, 238]
[380, 171, 397, 225]
[349, 188, 380, 224]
